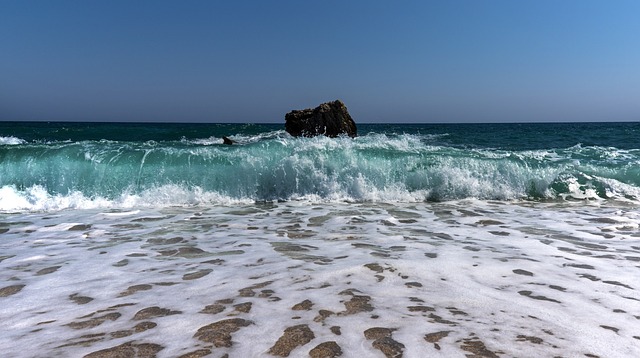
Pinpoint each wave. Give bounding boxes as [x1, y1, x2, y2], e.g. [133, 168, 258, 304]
[1, 132, 639, 212]
[0, 136, 26, 145]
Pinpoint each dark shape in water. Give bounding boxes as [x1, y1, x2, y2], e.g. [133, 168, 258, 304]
[285, 100, 357, 138]
[222, 136, 234, 145]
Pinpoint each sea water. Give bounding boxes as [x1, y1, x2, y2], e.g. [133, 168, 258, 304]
[0, 122, 639, 357]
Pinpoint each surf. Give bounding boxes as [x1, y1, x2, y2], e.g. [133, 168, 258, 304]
[1, 130, 639, 212]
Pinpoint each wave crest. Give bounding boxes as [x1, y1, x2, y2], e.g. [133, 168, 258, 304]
[0, 136, 26, 145]
[1, 133, 639, 212]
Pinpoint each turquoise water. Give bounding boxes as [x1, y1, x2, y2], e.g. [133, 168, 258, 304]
[2, 123, 640, 357]
[1, 122, 639, 210]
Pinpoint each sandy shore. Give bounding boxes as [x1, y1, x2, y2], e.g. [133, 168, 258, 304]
[1, 201, 639, 357]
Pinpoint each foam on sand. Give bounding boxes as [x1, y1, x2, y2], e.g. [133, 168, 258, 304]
[1, 201, 639, 357]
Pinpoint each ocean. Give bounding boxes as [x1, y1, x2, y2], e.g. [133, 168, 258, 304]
[1, 121, 639, 357]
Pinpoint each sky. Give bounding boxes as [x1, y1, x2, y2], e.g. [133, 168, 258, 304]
[1, 0, 639, 123]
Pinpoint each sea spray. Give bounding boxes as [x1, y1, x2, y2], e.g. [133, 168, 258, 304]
[1, 126, 639, 211]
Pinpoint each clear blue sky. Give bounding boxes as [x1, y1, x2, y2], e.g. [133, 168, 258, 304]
[1, 0, 639, 123]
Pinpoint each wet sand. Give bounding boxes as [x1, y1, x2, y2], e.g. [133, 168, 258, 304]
[1, 201, 639, 357]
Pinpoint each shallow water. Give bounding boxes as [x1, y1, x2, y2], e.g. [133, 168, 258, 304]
[1, 200, 639, 357]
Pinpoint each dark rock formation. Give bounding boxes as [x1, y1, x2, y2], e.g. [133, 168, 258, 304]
[372, 337, 405, 358]
[364, 327, 396, 340]
[66, 312, 122, 330]
[233, 302, 252, 313]
[222, 136, 234, 145]
[424, 331, 450, 350]
[309, 341, 343, 358]
[339, 294, 373, 315]
[133, 306, 182, 320]
[460, 338, 500, 358]
[364, 327, 405, 358]
[291, 299, 313, 311]
[268, 324, 315, 356]
[285, 100, 356, 138]
[69, 293, 94, 305]
[118, 284, 152, 297]
[200, 303, 225, 314]
[0, 284, 25, 297]
[194, 318, 253, 347]
[176, 349, 212, 358]
[83, 342, 164, 358]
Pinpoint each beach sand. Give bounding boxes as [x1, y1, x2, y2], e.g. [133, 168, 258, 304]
[1, 201, 639, 357]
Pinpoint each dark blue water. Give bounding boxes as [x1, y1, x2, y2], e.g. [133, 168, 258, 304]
[1, 122, 638, 150]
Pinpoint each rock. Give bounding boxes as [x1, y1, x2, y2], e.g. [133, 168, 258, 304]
[407, 306, 435, 313]
[268, 324, 315, 356]
[516, 335, 544, 344]
[222, 136, 234, 145]
[233, 302, 252, 313]
[364, 263, 384, 273]
[176, 349, 212, 358]
[36, 266, 61, 275]
[313, 309, 335, 323]
[69, 224, 91, 231]
[118, 284, 153, 297]
[182, 269, 212, 280]
[133, 306, 182, 320]
[0, 284, 25, 297]
[309, 341, 343, 358]
[111, 330, 134, 339]
[285, 100, 356, 138]
[83, 342, 164, 358]
[194, 318, 253, 347]
[238, 280, 273, 297]
[460, 338, 499, 358]
[372, 337, 405, 358]
[67, 312, 121, 330]
[291, 299, 313, 311]
[424, 331, 450, 350]
[200, 303, 226, 314]
[340, 295, 373, 315]
[364, 327, 395, 340]
[134, 321, 157, 332]
[69, 293, 94, 305]
[158, 247, 208, 258]
[364, 327, 404, 358]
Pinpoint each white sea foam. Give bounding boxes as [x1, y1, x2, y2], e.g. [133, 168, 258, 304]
[186, 130, 288, 146]
[1, 174, 639, 214]
[0, 185, 112, 212]
[2, 132, 639, 212]
[0, 136, 26, 145]
[0, 184, 257, 212]
[1, 201, 639, 357]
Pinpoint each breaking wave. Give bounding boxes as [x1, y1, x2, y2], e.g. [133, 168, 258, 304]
[1, 131, 639, 212]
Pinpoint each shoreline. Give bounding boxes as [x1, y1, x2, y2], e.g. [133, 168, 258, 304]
[1, 201, 639, 357]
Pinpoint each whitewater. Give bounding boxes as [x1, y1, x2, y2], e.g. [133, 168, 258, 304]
[1, 122, 639, 357]
[1, 122, 639, 210]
